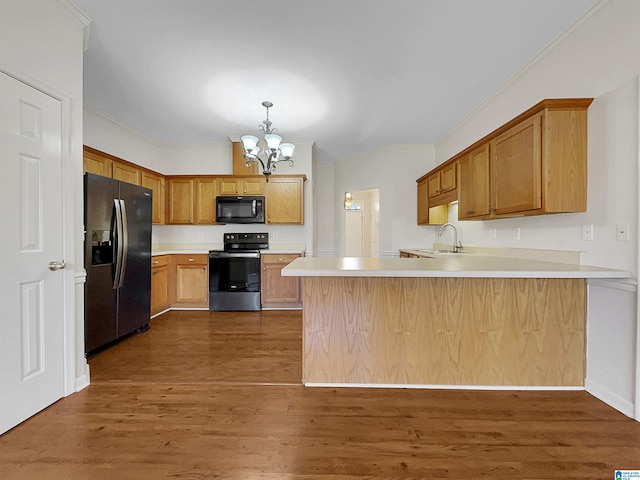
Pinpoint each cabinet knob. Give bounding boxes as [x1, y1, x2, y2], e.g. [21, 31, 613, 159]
[188, 258, 194, 262]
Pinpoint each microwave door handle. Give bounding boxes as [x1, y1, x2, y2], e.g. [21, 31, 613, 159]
[252, 199, 256, 216]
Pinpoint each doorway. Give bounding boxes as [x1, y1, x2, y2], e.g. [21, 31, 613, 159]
[344, 188, 379, 257]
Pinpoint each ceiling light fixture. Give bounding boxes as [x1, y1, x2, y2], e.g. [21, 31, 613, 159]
[240, 101, 295, 182]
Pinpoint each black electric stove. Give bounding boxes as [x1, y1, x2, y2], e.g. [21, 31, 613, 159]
[208, 233, 269, 311]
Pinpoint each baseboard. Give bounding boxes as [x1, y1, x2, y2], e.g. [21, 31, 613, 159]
[304, 383, 585, 391]
[74, 367, 90, 393]
[585, 378, 636, 419]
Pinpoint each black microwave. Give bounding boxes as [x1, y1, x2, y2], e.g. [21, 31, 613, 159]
[216, 195, 265, 224]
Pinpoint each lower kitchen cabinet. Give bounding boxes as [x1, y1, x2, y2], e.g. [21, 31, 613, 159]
[261, 253, 301, 308]
[173, 254, 208, 307]
[151, 255, 170, 315]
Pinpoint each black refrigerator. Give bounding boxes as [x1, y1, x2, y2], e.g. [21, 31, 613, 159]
[84, 173, 152, 354]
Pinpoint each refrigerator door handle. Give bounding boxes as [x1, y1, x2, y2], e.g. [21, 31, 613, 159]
[113, 198, 124, 289]
[118, 199, 129, 288]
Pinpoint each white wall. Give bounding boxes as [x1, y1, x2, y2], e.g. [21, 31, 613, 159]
[433, 0, 640, 419]
[0, 0, 89, 393]
[325, 144, 436, 257]
[313, 161, 336, 257]
[84, 105, 160, 171]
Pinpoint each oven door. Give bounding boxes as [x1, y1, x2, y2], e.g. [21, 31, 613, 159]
[208, 251, 261, 311]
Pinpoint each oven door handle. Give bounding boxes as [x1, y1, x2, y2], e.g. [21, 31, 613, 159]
[209, 251, 260, 259]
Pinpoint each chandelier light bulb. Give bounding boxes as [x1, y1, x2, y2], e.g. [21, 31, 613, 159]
[279, 143, 295, 159]
[264, 133, 282, 152]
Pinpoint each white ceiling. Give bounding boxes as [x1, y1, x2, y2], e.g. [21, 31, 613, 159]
[73, 0, 599, 163]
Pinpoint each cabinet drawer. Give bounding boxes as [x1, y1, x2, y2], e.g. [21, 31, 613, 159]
[173, 254, 208, 265]
[151, 255, 170, 268]
[261, 253, 300, 265]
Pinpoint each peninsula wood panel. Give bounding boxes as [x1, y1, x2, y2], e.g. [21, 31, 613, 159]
[302, 277, 585, 386]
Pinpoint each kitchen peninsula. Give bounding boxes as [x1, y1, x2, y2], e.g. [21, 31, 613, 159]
[282, 254, 630, 388]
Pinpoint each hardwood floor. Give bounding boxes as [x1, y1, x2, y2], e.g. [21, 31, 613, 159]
[1, 310, 639, 479]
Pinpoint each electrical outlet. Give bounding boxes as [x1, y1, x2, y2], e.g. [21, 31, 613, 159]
[582, 224, 593, 241]
[616, 223, 629, 241]
[512, 227, 520, 241]
[272, 230, 279, 239]
[489, 228, 497, 240]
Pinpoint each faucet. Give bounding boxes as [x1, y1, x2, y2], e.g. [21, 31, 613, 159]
[437, 223, 462, 253]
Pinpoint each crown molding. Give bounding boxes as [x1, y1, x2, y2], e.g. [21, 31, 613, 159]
[55, 0, 92, 51]
[436, 0, 615, 152]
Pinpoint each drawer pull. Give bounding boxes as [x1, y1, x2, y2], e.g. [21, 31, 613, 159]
[188, 258, 195, 262]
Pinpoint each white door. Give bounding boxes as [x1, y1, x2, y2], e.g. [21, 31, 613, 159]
[0, 72, 65, 434]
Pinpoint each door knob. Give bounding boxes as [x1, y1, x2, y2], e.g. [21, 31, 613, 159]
[48, 260, 66, 271]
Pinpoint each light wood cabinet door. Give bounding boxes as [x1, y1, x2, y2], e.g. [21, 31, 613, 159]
[490, 113, 542, 216]
[83, 149, 112, 177]
[195, 177, 217, 224]
[151, 256, 170, 315]
[265, 176, 304, 224]
[174, 254, 208, 305]
[261, 253, 301, 307]
[242, 177, 264, 194]
[416, 177, 428, 225]
[426, 161, 458, 208]
[217, 177, 241, 195]
[427, 173, 441, 199]
[112, 161, 141, 185]
[218, 176, 265, 195]
[166, 177, 194, 224]
[458, 144, 491, 220]
[141, 171, 165, 224]
[439, 162, 457, 193]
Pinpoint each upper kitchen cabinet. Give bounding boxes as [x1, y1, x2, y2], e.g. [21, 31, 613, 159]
[166, 177, 194, 224]
[458, 144, 490, 220]
[416, 161, 455, 225]
[217, 176, 265, 195]
[141, 170, 165, 224]
[83, 146, 166, 224]
[112, 161, 141, 185]
[194, 177, 217, 225]
[265, 175, 306, 224]
[416, 177, 428, 225]
[83, 147, 112, 177]
[452, 98, 591, 221]
[427, 161, 457, 206]
[166, 175, 223, 225]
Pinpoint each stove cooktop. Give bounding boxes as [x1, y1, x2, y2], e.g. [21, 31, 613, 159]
[223, 232, 269, 251]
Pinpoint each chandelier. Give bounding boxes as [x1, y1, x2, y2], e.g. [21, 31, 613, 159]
[240, 101, 295, 182]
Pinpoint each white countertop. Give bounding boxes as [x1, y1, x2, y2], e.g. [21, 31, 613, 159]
[152, 243, 306, 256]
[281, 255, 631, 279]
